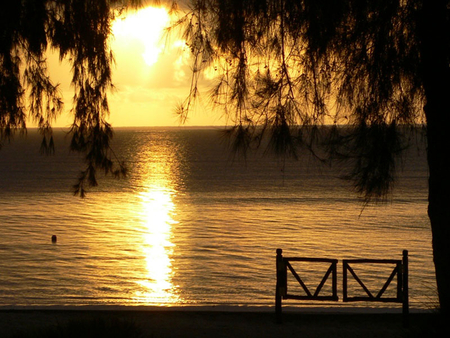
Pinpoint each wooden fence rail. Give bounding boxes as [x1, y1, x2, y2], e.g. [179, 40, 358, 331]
[275, 249, 409, 327]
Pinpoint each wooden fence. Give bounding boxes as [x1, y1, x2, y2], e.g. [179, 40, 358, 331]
[275, 248, 409, 327]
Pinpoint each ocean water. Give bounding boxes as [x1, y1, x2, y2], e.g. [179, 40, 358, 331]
[0, 128, 437, 309]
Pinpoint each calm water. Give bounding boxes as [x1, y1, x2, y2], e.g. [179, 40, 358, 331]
[0, 128, 437, 309]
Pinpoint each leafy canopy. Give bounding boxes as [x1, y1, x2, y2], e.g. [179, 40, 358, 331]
[173, 0, 426, 203]
[0, 0, 140, 196]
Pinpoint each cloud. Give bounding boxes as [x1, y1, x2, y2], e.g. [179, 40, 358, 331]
[39, 3, 225, 128]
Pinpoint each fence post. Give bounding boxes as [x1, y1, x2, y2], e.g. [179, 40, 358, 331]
[343, 260, 348, 301]
[276, 248, 285, 323]
[402, 250, 409, 328]
[332, 260, 338, 300]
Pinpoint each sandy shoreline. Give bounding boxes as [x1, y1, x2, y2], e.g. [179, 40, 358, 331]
[0, 308, 443, 338]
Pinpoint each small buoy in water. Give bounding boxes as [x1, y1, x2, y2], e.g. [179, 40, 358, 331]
[51, 235, 57, 243]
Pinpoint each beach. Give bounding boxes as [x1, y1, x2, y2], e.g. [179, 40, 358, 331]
[0, 308, 443, 338]
[0, 129, 439, 337]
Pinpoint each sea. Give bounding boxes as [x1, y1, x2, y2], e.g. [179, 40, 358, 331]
[0, 127, 438, 310]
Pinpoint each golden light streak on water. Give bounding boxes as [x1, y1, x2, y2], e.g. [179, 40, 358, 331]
[137, 187, 178, 303]
[132, 137, 182, 304]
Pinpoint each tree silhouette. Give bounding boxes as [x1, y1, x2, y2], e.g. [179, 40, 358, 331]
[0, 0, 140, 196]
[173, 0, 450, 314]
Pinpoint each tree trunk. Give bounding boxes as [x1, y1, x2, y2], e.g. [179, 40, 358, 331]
[418, 0, 450, 315]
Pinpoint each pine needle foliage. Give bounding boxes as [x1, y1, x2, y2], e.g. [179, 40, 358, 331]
[172, 0, 426, 203]
[0, 0, 140, 196]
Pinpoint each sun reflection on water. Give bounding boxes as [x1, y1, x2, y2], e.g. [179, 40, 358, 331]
[128, 132, 186, 305]
[135, 186, 180, 304]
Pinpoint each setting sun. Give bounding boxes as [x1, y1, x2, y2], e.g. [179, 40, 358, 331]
[112, 6, 170, 67]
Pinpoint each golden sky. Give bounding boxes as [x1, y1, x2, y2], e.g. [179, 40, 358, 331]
[47, 4, 224, 128]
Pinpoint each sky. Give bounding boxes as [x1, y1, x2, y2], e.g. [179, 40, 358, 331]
[47, 4, 224, 128]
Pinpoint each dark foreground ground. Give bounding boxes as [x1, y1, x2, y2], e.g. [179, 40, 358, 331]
[0, 309, 446, 338]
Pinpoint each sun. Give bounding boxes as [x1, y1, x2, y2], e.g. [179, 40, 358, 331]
[112, 6, 170, 67]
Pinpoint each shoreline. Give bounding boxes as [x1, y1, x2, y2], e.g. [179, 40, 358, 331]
[0, 304, 430, 314]
[0, 307, 442, 338]
[0, 304, 433, 313]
